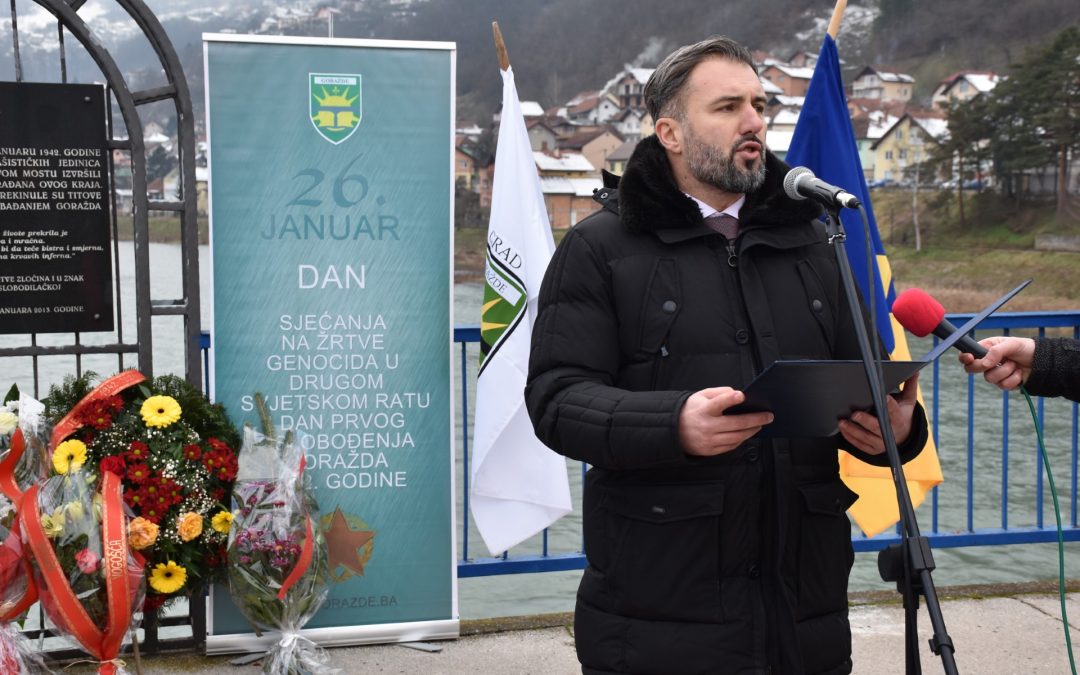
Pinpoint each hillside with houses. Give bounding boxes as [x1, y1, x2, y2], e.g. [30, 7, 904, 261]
[452, 45, 1064, 230]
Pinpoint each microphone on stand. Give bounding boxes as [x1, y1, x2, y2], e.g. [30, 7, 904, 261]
[782, 167, 861, 209]
[892, 288, 988, 358]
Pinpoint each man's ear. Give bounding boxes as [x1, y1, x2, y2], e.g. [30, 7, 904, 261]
[654, 116, 683, 155]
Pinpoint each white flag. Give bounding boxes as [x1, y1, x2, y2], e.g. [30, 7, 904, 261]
[470, 66, 571, 555]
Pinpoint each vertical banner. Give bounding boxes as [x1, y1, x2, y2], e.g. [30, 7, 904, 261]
[204, 34, 457, 652]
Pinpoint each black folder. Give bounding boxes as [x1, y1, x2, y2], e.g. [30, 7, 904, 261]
[725, 279, 1031, 438]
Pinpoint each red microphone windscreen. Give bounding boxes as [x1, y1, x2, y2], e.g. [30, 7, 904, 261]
[892, 288, 945, 337]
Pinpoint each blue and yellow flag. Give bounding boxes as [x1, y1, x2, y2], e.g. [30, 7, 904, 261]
[785, 35, 943, 537]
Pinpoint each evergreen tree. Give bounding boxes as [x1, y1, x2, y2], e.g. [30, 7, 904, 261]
[983, 25, 1080, 220]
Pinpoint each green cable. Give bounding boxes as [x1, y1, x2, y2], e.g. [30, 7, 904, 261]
[1020, 385, 1077, 675]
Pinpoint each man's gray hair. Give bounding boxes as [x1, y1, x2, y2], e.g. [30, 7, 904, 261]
[644, 36, 758, 122]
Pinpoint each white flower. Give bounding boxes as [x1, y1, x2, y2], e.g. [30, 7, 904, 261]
[0, 410, 17, 436]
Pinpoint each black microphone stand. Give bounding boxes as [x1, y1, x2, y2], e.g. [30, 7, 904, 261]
[821, 204, 958, 675]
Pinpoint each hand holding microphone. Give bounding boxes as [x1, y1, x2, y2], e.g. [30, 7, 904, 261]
[892, 287, 1034, 391]
[960, 337, 1035, 391]
[891, 287, 987, 358]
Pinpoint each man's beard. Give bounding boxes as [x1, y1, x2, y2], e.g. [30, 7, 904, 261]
[684, 125, 766, 194]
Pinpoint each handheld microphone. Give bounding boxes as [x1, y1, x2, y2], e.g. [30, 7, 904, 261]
[783, 167, 861, 209]
[892, 288, 988, 358]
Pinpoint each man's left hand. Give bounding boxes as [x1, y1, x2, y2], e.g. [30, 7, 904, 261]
[838, 373, 920, 455]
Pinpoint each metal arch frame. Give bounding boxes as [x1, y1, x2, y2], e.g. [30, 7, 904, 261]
[15, 0, 202, 388]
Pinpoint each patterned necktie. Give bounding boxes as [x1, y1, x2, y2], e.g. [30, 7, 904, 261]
[704, 213, 739, 240]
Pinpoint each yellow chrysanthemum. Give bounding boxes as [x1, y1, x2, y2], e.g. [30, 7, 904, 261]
[40, 510, 65, 538]
[52, 439, 88, 475]
[149, 560, 187, 594]
[210, 511, 234, 534]
[141, 395, 182, 429]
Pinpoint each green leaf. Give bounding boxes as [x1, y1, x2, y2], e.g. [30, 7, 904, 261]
[3, 384, 18, 405]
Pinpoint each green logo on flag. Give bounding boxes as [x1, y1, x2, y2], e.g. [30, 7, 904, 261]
[479, 250, 527, 375]
[310, 73, 362, 144]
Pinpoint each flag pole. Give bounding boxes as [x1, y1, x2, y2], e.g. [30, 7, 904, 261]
[827, 0, 847, 39]
[492, 21, 510, 71]
[812, 3, 959, 669]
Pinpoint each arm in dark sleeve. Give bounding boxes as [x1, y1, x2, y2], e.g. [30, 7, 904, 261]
[525, 228, 692, 471]
[1026, 337, 1080, 403]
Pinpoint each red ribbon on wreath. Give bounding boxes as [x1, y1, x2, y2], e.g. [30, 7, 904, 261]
[0, 426, 38, 622]
[21, 471, 143, 675]
[277, 455, 315, 601]
[0, 517, 37, 623]
[0, 428, 27, 504]
[51, 370, 146, 449]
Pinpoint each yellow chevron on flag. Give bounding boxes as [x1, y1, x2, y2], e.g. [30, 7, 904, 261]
[839, 310, 944, 537]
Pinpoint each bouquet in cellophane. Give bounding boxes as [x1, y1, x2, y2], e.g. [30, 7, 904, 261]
[18, 372, 150, 675]
[0, 389, 50, 674]
[228, 426, 333, 674]
[0, 494, 49, 674]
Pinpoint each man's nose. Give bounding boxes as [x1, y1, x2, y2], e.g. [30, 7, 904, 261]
[741, 106, 765, 135]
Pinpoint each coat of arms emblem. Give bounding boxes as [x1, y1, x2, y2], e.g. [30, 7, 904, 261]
[309, 73, 362, 144]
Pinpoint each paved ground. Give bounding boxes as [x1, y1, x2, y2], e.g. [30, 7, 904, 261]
[56, 584, 1080, 674]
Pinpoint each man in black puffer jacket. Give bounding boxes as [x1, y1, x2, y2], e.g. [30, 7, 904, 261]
[525, 36, 928, 675]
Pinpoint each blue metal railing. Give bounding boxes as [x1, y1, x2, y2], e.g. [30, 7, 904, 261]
[201, 310, 1080, 575]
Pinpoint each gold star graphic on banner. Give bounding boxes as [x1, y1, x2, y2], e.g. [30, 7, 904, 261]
[325, 507, 374, 577]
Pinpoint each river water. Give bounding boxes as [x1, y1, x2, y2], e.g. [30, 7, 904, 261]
[3, 243, 1078, 620]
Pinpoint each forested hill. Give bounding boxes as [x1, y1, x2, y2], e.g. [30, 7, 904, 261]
[3, 0, 1077, 124]
[321, 0, 1080, 121]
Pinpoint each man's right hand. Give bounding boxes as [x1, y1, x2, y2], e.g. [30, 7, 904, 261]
[678, 387, 774, 457]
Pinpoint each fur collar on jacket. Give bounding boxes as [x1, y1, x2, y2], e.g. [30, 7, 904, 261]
[616, 134, 822, 233]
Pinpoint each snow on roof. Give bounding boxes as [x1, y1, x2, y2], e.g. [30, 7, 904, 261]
[765, 64, 816, 80]
[145, 132, 170, 144]
[520, 101, 545, 118]
[866, 112, 900, 140]
[766, 130, 794, 154]
[875, 70, 915, 83]
[770, 109, 801, 127]
[912, 116, 949, 140]
[958, 73, 1000, 93]
[540, 176, 602, 197]
[760, 77, 784, 94]
[772, 95, 804, 108]
[534, 151, 596, 173]
[601, 67, 656, 95]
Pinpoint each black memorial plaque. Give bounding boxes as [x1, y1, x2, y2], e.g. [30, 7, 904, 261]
[0, 81, 113, 333]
